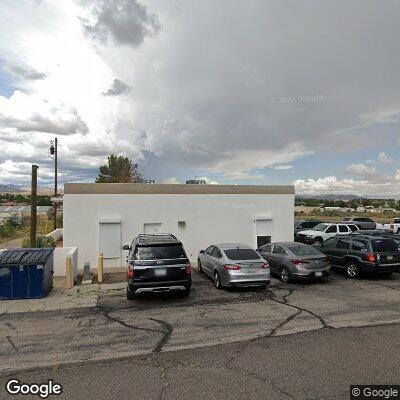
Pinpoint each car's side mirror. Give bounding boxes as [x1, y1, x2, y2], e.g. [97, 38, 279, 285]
[122, 244, 131, 251]
[199, 250, 205, 254]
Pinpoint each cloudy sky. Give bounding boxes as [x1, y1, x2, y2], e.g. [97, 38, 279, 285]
[0, 0, 400, 196]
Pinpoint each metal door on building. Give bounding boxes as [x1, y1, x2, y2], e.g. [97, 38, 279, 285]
[255, 219, 272, 248]
[99, 220, 121, 267]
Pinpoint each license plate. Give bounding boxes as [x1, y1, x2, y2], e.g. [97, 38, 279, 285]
[386, 256, 393, 261]
[154, 269, 167, 277]
[315, 271, 323, 277]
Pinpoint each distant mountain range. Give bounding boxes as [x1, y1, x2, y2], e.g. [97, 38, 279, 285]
[0, 184, 24, 193]
[0, 184, 57, 195]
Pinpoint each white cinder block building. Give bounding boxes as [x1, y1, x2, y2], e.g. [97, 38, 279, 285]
[64, 183, 294, 269]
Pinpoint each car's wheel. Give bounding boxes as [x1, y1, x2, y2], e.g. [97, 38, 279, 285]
[381, 272, 393, 278]
[181, 287, 191, 297]
[214, 271, 223, 289]
[126, 287, 136, 300]
[280, 267, 291, 283]
[198, 258, 203, 273]
[314, 237, 323, 246]
[397, 228, 400, 234]
[345, 261, 360, 279]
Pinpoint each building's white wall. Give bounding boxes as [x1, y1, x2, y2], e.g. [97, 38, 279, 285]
[64, 193, 294, 268]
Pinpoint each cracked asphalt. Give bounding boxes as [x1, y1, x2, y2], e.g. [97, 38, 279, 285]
[0, 270, 399, 399]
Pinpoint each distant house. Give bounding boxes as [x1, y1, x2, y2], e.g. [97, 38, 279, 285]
[323, 207, 351, 213]
[294, 205, 316, 215]
[379, 207, 397, 213]
[0, 205, 52, 217]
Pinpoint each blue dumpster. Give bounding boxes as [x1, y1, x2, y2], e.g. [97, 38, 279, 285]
[0, 248, 54, 300]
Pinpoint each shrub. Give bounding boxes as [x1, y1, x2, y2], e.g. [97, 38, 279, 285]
[22, 236, 56, 248]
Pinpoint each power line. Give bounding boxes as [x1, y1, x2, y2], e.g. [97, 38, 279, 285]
[48, 154, 69, 184]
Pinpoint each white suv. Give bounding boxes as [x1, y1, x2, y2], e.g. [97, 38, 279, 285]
[296, 223, 354, 245]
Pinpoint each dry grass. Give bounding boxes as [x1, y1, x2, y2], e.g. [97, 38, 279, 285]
[295, 212, 399, 223]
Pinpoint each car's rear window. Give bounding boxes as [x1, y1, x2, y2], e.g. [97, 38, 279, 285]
[348, 225, 358, 232]
[286, 245, 321, 256]
[135, 245, 187, 260]
[371, 239, 399, 253]
[224, 249, 261, 260]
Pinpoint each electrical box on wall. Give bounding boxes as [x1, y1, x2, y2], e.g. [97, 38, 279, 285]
[178, 221, 186, 227]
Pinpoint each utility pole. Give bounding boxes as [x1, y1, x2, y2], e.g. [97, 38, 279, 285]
[30, 165, 39, 247]
[50, 138, 58, 230]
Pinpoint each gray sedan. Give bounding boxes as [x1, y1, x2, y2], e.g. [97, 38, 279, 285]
[257, 242, 331, 283]
[197, 243, 270, 289]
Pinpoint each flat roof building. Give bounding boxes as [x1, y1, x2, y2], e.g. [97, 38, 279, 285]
[63, 183, 295, 269]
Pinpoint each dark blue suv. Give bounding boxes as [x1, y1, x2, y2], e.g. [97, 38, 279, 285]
[123, 234, 191, 299]
[319, 234, 400, 278]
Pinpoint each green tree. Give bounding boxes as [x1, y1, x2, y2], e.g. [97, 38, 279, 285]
[95, 154, 142, 183]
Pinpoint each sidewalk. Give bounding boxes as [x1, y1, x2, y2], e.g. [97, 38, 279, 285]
[0, 278, 126, 314]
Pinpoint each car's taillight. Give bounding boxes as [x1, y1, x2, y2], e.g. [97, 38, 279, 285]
[367, 253, 377, 263]
[261, 262, 270, 269]
[186, 262, 192, 275]
[224, 264, 241, 270]
[127, 268, 134, 279]
[292, 259, 310, 265]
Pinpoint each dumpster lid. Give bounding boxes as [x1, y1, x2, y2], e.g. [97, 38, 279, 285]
[0, 248, 54, 266]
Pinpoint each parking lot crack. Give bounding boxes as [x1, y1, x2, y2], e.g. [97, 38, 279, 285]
[6, 336, 18, 353]
[103, 311, 163, 334]
[373, 282, 400, 292]
[269, 309, 303, 336]
[226, 364, 296, 399]
[149, 318, 174, 353]
[268, 287, 332, 330]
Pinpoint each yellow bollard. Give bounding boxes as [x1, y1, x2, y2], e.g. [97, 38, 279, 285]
[98, 253, 104, 284]
[66, 257, 73, 289]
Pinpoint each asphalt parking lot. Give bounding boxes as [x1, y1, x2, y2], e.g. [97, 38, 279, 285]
[2, 324, 399, 400]
[0, 268, 399, 376]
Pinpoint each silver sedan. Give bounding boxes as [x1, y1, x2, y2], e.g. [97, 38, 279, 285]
[257, 242, 331, 283]
[197, 243, 270, 289]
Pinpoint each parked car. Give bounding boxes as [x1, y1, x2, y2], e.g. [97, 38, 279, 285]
[346, 224, 360, 232]
[296, 223, 353, 245]
[340, 217, 376, 230]
[257, 242, 331, 283]
[319, 234, 400, 278]
[376, 218, 400, 233]
[197, 243, 270, 289]
[294, 220, 323, 241]
[351, 230, 400, 245]
[123, 233, 191, 299]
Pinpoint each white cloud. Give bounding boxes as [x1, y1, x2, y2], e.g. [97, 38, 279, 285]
[294, 174, 400, 196]
[0, 91, 88, 135]
[203, 144, 312, 176]
[274, 165, 293, 170]
[195, 176, 219, 185]
[344, 163, 378, 177]
[1, 0, 400, 188]
[378, 151, 395, 164]
[162, 177, 180, 184]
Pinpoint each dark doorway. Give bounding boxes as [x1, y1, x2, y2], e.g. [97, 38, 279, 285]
[257, 236, 271, 248]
